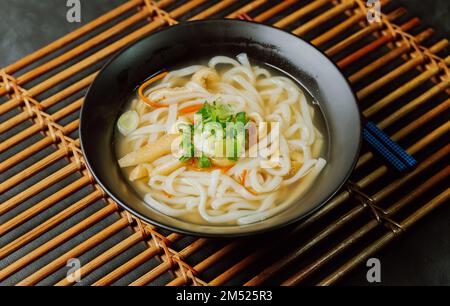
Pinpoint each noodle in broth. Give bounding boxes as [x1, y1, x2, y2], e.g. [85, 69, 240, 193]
[115, 54, 327, 225]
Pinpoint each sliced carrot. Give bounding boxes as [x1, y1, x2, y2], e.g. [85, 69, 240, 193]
[239, 169, 258, 195]
[240, 169, 248, 185]
[138, 71, 169, 108]
[220, 165, 234, 174]
[187, 159, 233, 173]
[178, 104, 203, 114]
[245, 187, 258, 196]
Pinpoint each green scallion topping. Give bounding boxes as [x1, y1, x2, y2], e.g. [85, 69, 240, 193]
[198, 156, 212, 168]
[189, 101, 249, 167]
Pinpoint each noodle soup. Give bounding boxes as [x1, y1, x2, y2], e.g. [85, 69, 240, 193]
[114, 54, 328, 226]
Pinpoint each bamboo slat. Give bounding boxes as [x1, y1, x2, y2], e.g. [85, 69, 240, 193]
[0, 0, 448, 286]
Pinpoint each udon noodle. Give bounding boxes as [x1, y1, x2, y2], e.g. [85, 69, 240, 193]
[115, 54, 327, 225]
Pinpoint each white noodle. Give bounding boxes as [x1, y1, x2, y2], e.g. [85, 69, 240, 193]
[117, 54, 327, 225]
[208, 170, 221, 197]
[163, 65, 204, 82]
[131, 124, 166, 136]
[166, 104, 178, 133]
[209, 56, 240, 68]
[144, 194, 188, 216]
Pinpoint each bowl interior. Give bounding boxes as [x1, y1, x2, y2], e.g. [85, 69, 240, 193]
[80, 20, 361, 237]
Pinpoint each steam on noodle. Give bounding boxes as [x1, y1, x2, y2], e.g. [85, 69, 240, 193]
[115, 54, 326, 225]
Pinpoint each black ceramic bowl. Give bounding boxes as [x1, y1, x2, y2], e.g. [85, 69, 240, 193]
[80, 19, 361, 237]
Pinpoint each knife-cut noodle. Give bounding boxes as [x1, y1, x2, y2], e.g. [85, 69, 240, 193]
[115, 54, 327, 225]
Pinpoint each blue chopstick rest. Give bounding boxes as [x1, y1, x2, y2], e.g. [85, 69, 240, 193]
[363, 121, 418, 172]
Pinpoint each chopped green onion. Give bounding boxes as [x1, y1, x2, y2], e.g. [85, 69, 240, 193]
[228, 138, 239, 161]
[179, 124, 194, 162]
[196, 102, 213, 120]
[196, 102, 235, 124]
[198, 156, 212, 168]
[216, 103, 233, 121]
[179, 145, 194, 162]
[193, 101, 249, 163]
[235, 112, 247, 125]
[117, 110, 139, 136]
[179, 155, 192, 162]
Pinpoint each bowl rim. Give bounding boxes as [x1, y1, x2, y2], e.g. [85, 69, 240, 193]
[80, 18, 363, 238]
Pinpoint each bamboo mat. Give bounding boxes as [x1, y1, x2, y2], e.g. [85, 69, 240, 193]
[0, 0, 448, 286]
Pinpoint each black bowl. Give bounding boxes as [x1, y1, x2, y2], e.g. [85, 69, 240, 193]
[80, 19, 361, 237]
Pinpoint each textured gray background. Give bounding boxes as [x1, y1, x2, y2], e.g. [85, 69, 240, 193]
[0, 0, 449, 286]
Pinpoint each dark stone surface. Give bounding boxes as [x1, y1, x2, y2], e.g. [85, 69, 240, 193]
[0, 0, 125, 67]
[0, 0, 448, 286]
[396, 0, 450, 37]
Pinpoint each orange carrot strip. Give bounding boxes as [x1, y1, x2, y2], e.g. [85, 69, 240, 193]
[239, 169, 258, 195]
[220, 165, 234, 174]
[240, 169, 248, 186]
[163, 191, 173, 198]
[178, 104, 203, 114]
[187, 162, 232, 173]
[245, 187, 258, 196]
[138, 71, 169, 108]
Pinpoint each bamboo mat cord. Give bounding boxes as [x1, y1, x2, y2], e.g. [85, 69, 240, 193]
[242, 146, 449, 286]
[324, 7, 405, 56]
[387, 22, 450, 78]
[123, 211, 148, 239]
[314, 180, 449, 285]
[0, 69, 44, 118]
[318, 186, 450, 285]
[0, 69, 13, 94]
[122, 209, 208, 286]
[129, 238, 209, 286]
[237, 12, 254, 21]
[0, 0, 448, 286]
[353, 0, 449, 84]
[144, 0, 178, 25]
[349, 32, 443, 86]
[346, 181, 404, 235]
[0, 72, 96, 134]
[171, 254, 206, 286]
[144, 222, 206, 286]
